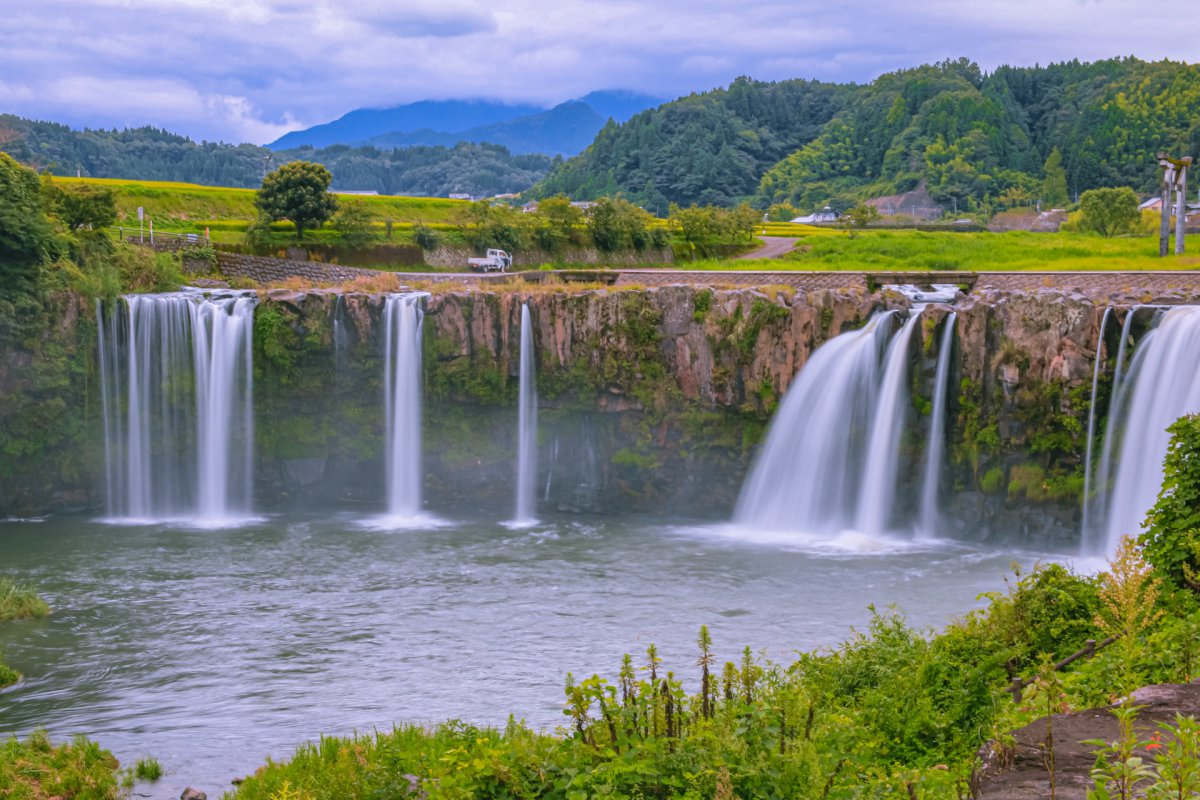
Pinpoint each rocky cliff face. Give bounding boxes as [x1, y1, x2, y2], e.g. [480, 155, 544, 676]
[251, 285, 882, 517]
[1, 281, 1185, 550]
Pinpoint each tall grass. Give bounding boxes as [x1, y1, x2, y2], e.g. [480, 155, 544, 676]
[0, 578, 49, 623]
[0, 731, 122, 799]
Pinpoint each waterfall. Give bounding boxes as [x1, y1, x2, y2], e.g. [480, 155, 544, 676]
[193, 296, 256, 520]
[512, 303, 538, 526]
[1088, 306, 1142, 548]
[332, 293, 352, 371]
[734, 311, 896, 534]
[97, 290, 256, 524]
[1095, 306, 1200, 554]
[382, 292, 429, 520]
[1079, 307, 1112, 551]
[918, 312, 956, 538]
[856, 310, 924, 536]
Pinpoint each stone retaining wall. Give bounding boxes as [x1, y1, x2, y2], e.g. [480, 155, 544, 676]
[217, 252, 395, 284]
[973, 271, 1200, 295]
[614, 270, 869, 290]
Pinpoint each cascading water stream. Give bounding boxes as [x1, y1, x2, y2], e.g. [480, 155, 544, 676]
[512, 303, 538, 526]
[1086, 306, 1143, 552]
[97, 290, 256, 524]
[1079, 307, 1112, 551]
[856, 310, 924, 537]
[1095, 306, 1200, 555]
[918, 312, 956, 539]
[382, 292, 430, 521]
[193, 296, 256, 520]
[733, 311, 896, 534]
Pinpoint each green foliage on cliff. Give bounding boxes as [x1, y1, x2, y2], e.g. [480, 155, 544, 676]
[536, 57, 1200, 214]
[1139, 415, 1200, 590]
[0, 153, 60, 292]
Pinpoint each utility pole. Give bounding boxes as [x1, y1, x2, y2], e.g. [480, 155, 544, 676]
[1158, 153, 1192, 257]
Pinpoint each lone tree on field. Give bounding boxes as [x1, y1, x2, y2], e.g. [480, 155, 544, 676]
[255, 160, 337, 239]
[1078, 187, 1139, 238]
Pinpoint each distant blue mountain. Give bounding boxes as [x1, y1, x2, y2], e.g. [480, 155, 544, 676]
[268, 91, 665, 155]
[361, 101, 606, 156]
[268, 100, 544, 150]
[579, 90, 663, 123]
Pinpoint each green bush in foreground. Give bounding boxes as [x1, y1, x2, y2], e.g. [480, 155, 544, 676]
[0, 730, 121, 800]
[1140, 414, 1200, 591]
[0, 578, 51, 622]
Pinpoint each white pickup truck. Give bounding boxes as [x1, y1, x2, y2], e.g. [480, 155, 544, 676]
[467, 249, 512, 273]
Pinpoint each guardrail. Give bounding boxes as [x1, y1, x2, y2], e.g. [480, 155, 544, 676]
[1005, 635, 1119, 702]
[112, 227, 210, 249]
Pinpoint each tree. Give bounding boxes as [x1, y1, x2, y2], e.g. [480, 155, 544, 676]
[330, 199, 378, 248]
[840, 202, 881, 238]
[668, 203, 718, 246]
[767, 203, 799, 222]
[1078, 186, 1139, 237]
[531, 195, 582, 251]
[255, 160, 337, 239]
[587, 198, 652, 252]
[0, 152, 59, 290]
[459, 200, 528, 252]
[41, 177, 117, 231]
[1041, 147, 1069, 208]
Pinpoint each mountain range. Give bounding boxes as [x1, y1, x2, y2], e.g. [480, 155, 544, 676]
[267, 90, 664, 156]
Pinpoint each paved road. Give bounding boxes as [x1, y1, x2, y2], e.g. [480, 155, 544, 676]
[738, 236, 799, 260]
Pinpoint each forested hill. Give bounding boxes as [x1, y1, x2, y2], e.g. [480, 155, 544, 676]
[534, 77, 852, 208]
[0, 115, 557, 197]
[533, 57, 1200, 212]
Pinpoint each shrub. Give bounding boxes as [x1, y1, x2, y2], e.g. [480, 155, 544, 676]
[411, 222, 442, 250]
[980, 466, 1006, 494]
[330, 200, 379, 248]
[0, 578, 50, 622]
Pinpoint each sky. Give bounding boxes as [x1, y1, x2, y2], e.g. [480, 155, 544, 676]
[2, 0, 1196, 145]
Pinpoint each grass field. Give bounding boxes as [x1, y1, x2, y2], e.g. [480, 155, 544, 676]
[55, 177, 468, 236]
[688, 228, 1199, 271]
[48, 178, 1200, 271]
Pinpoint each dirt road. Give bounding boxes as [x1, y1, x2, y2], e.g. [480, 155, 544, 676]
[738, 236, 798, 260]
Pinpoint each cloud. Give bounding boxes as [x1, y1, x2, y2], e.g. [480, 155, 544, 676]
[0, 0, 1195, 144]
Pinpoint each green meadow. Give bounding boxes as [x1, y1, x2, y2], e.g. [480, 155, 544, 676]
[55, 177, 468, 238]
[689, 228, 1199, 272]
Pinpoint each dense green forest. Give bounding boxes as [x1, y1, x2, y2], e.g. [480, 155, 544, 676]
[0, 116, 557, 197]
[535, 57, 1200, 213]
[535, 77, 851, 209]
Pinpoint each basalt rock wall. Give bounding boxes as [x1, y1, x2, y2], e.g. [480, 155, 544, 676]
[2, 282, 1193, 549]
